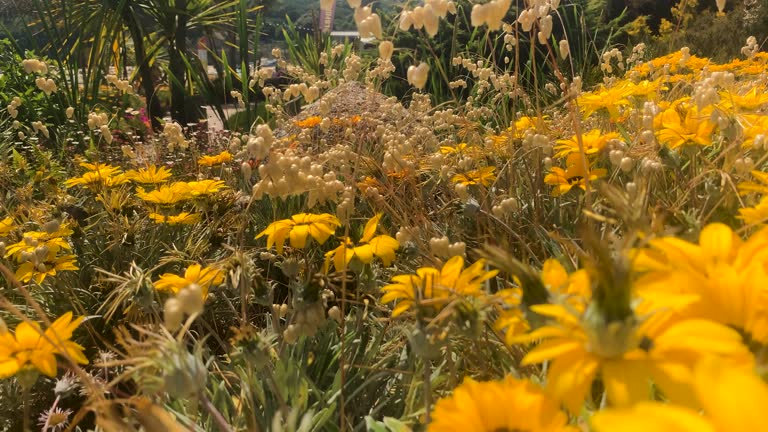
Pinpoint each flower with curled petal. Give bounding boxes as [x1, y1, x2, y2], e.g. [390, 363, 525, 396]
[154, 264, 224, 297]
[381, 256, 498, 318]
[256, 213, 341, 254]
[324, 213, 399, 272]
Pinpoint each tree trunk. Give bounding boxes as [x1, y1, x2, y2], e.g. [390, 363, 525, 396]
[169, 0, 189, 125]
[124, 3, 163, 130]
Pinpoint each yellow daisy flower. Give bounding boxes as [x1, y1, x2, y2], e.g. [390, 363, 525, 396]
[655, 104, 717, 149]
[738, 196, 768, 225]
[554, 129, 619, 159]
[451, 166, 496, 187]
[632, 223, 768, 343]
[149, 212, 201, 225]
[0, 312, 88, 379]
[577, 84, 632, 119]
[197, 151, 233, 167]
[429, 376, 577, 432]
[256, 213, 341, 254]
[519, 303, 751, 413]
[719, 86, 768, 111]
[492, 287, 531, 345]
[177, 180, 227, 198]
[381, 256, 498, 318]
[154, 264, 224, 297]
[4, 234, 72, 263]
[15, 254, 79, 284]
[591, 356, 768, 432]
[544, 153, 607, 196]
[737, 169, 768, 196]
[324, 213, 399, 272]
[64, 166, 128, 189]
[136, 184, 190, 206]
[124, 165, 172, 184]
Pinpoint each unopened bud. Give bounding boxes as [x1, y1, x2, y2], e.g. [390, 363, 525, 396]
[327, 306, 341, 323]
[164, 298, 184, 331]
[177, 283, 205, 315]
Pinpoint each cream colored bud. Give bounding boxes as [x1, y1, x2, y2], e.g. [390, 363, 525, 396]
[379, 41, 394, 61]
[620, 157, 634, 173]
[626, 182, 637, 195]
[327, 306, 342, 323]
[407, 63, 430, 90]
[241, 161, 252, 179]
[399, 11, 414, 31]
[164, 298, 184, 331]
[43, 219, 60, 234]
[354, 6, 372, 26]
[609, 150, 624, 166]
[359, 13, 383, 39]
[283, 324, 299, 344]
[454, 183, 469, 200]
[178, 283, 205, 315]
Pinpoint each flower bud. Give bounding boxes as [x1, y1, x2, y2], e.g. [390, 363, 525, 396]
[241, 161, 253, 179]
[328, 306, 342, 323]
[164, 298, 184, 331]
[178, 283, 205, 315]
[378, 41, 394, 61]
[626, 182, 637, 195]
[283, 324, 299, 344]
[620, 157, 634, 173]
[407, 63, 430, 90]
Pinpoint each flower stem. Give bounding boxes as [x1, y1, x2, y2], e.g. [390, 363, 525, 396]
[201, 393, 232, 432]
[22, 387, 30, 432]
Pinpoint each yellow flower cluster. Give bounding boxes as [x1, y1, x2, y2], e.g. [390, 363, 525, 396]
[4, 224, 78, 284]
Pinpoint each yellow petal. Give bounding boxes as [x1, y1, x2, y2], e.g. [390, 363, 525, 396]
[353, 244, 374, 264]
[361, 213, 382, 243]
[652, 319, 749, 358]
[32, 352, 58, 377]
[541, 259, 568, 291]
[591, 402, 715, 432]
[602, 357, 651, 407]
[521, 339, 582, 366]
[369, 236, 399, 266]
[290, 224, 311, 249]
[698, 223, 736, 262]
[546, 348, 599, 413]
[15, 322, 42, 349]
[694, 356, 768, 431]
[273, 226, 292, 254]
